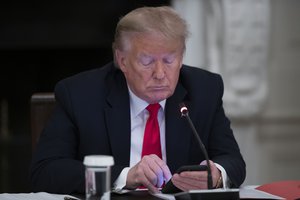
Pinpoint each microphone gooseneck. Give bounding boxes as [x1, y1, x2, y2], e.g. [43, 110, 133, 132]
[179, 103, 213, 189]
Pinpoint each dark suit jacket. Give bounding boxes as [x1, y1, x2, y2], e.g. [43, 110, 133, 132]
[30, 62, 246, 194]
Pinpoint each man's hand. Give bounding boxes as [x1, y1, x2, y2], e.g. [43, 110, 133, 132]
[171, 160, 221, 191]
[125, 154, 172, 193]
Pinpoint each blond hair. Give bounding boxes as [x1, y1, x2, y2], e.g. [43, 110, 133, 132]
[112, 6, 189, 56]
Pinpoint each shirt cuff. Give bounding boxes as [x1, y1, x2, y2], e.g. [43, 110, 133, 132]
[215, 163, 229, 189]
[113, 167, 130, 192]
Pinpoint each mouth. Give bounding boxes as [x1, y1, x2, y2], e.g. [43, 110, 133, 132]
[149, 86, 168, 91]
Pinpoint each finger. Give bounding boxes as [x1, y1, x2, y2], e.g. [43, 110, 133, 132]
[173, 172, 208, 190]
[200, 160, 221, 186]
[147, 184, 160, 194]
[127, 157, 160, 189]
[127, 163, 150, 189]
[200, 160, 208, 165]
[171, 174, 194, 191]
[161, 164, 172, 182]
[148, 165, 164, 187]
[182, 173, 207, 189]
[142, 161, 159, 186]
[173, 179, 206, 191]
[142, 175, 160, 193]
[151, 156, 171, 186]
[140, 155, 165, 187]
[200, 160, 215, 170]
[142, 155, 168, 187]
[134, 165, 159, 191]
[179, 170, 208, 181]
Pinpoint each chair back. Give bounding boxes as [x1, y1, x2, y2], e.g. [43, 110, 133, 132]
[30, 92, 55, 152]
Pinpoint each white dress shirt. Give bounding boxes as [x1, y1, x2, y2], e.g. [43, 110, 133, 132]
[113, 87, 228, 191]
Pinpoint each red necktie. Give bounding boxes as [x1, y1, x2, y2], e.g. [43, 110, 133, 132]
[141, 103, 162, 159]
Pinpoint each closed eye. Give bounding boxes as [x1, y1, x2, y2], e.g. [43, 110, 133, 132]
[140, 56, 154, 66]
[163, 56, 175, 64]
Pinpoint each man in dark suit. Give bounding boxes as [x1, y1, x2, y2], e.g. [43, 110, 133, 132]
[30, 6, 246, 194]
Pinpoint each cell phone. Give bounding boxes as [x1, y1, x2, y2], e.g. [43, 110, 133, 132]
[161, 165, 208, 194]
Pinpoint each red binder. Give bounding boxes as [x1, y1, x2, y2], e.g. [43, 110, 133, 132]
[256, 180, 300, 200]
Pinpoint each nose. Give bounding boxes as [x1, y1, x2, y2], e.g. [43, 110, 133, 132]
[153, 62, 165, 80]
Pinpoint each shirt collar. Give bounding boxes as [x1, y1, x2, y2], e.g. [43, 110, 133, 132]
[128, 86, 166, 118]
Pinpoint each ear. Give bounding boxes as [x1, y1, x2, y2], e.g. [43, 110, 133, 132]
[178, 55, 184, 69]
[115, 49, 127, 73]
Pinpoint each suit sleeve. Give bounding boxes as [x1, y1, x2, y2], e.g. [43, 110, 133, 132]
[208, 75, 246, 187]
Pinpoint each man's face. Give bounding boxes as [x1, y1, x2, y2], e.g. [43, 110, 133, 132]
[116, 33, 183, 104]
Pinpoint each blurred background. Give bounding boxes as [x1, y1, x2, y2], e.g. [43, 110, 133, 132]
[0, 0, 299, 193]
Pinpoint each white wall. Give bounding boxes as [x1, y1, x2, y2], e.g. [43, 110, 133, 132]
[253, 0, 300, 184]
[173, 0, 300, 186]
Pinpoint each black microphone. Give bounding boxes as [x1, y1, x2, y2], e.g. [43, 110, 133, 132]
[179, 103, 213, 189]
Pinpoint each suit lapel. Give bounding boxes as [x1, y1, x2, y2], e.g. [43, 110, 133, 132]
[104, 70, 131, 167]
[165, 82, 192, 173]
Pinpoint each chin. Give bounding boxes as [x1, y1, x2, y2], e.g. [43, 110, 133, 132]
[148, 94, 171, 103]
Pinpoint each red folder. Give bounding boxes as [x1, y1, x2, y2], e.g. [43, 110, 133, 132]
[256, 180, 300, 200]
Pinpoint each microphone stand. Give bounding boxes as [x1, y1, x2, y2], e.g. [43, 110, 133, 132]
[176, 103, 240, 200]
[180, 104, 213, 189]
